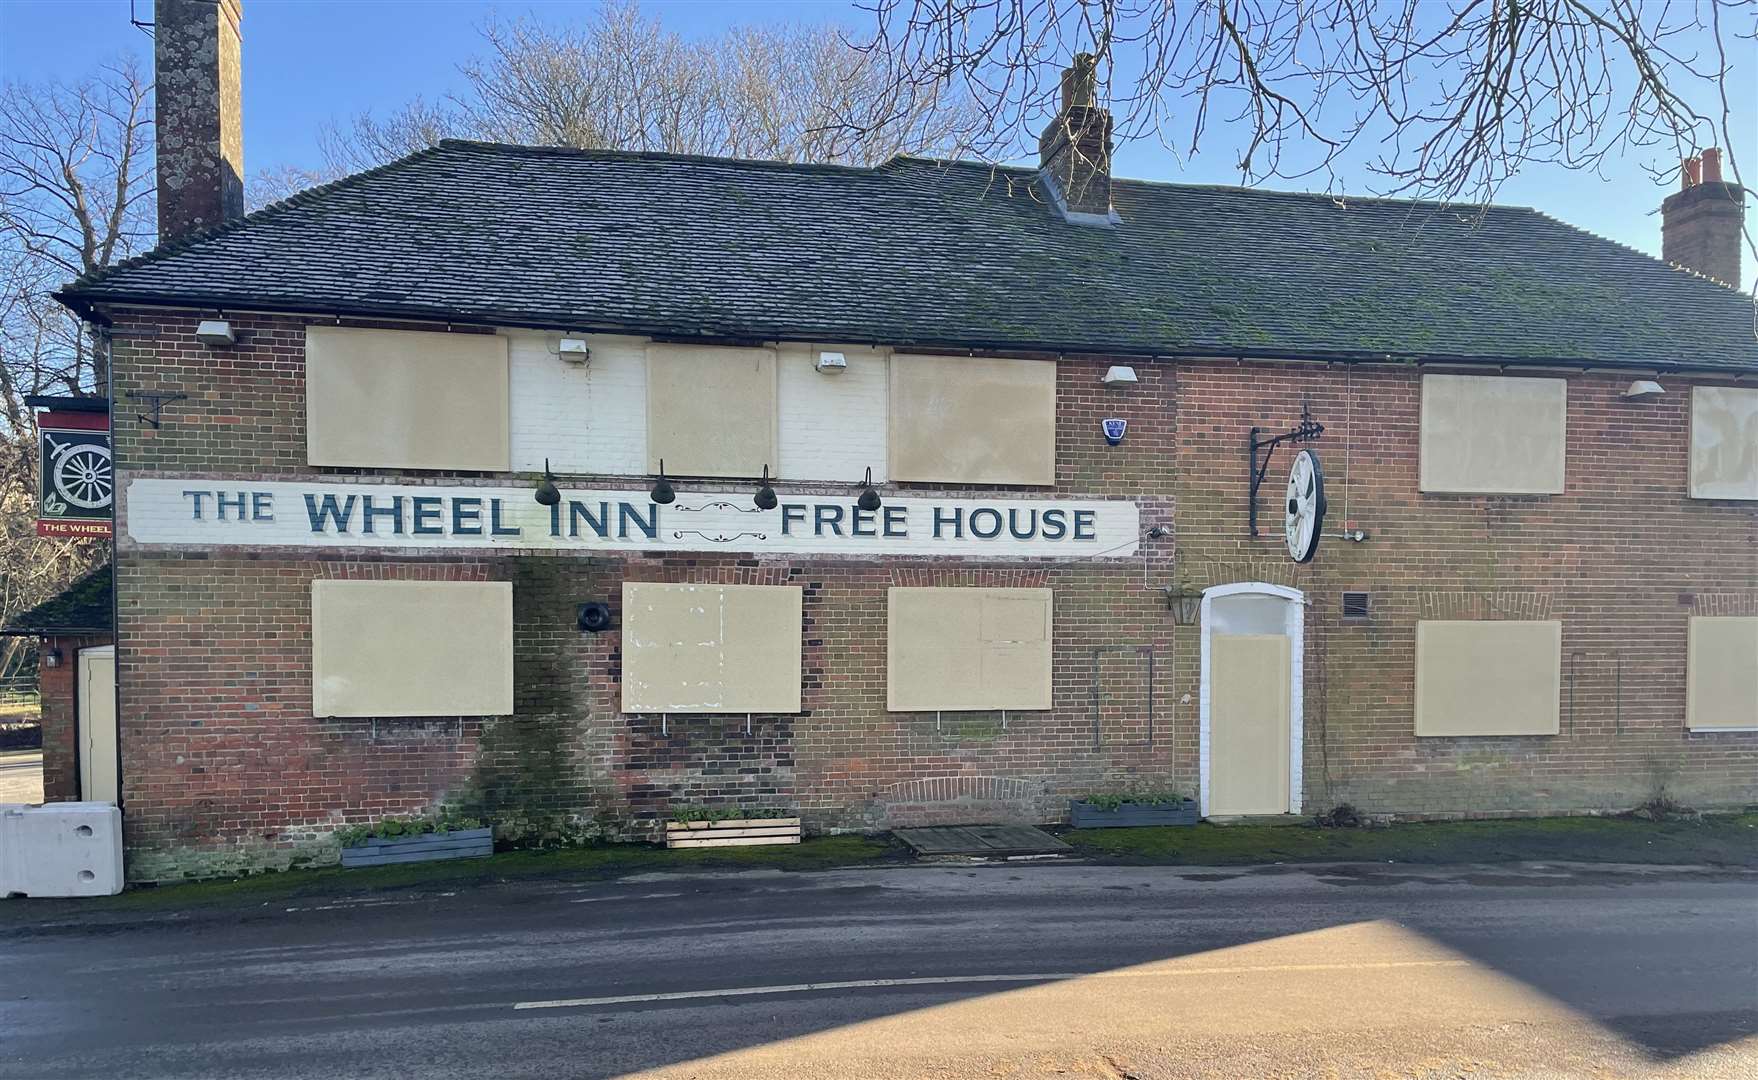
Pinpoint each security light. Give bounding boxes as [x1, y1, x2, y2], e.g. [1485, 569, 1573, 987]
[754, 465, 778, 510]
[41, 647, 63, 669]
[1102, 365, 1138, 386]
[815, 351, 848, 374]
[558, 337, 591, 363]
[195, 319, 236, 347]
[1622, 379, 1665, 401]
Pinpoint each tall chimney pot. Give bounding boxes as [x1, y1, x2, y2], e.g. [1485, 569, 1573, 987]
[1661, 148, 1745, 287]
[1701, 147, 1722, 183]
[1038, 53, 1115, 224]
[155, 0, 244, 243]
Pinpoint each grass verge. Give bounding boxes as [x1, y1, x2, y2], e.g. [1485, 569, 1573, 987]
[5, 813, 1752, 925]
[1061, 812, 1758, 867]
[8, 834, 906, 918]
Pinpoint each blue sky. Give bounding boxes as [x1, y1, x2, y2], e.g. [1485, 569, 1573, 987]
[4, 0, 1752, 287]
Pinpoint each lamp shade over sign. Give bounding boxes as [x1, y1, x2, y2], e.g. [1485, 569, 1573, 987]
[1285, 448, 1326, 563]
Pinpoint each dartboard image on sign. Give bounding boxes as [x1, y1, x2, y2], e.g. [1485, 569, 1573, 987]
[1284, 448, 1326, 563]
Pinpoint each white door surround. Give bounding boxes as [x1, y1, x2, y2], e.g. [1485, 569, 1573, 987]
[1199, 582, 1304, 818]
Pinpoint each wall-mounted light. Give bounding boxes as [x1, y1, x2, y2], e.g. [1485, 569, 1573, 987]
[650, 460, 676, 505]
[815, 351, 848, 374]
[1163, 586, 1202, 626]
[41, 647, 63, 669]
[1102, 365, 1138, 386]
[855, 466, 881, 511]
[754, 465, 779, 510]
[195, 319, 236, 347]
[558, 337, 591, 363]
[577, 602, 613, 633]
[1622, 379, 1665, 401]
[533, 458, 561, 506]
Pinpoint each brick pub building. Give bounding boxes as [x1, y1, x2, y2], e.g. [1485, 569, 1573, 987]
[41, 1, 1758, 880]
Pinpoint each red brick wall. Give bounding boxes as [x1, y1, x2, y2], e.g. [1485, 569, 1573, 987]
[109, 310, 1182, 877]
[1169, 360, 1758, 816]
[105, 308, 1757, 877]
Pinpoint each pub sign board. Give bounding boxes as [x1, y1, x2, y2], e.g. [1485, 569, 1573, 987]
[126, 479, 1141, 559]
[37, 410, 112, 538]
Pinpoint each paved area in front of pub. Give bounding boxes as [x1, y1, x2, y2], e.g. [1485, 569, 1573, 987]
[0, 752, 42, 804]
[2, 861, 1753, 1079]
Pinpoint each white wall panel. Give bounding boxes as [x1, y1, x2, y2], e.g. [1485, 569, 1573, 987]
[777, 344, 889, 482]
[512, 334, 889, 483]
[508, 332, 647, 476]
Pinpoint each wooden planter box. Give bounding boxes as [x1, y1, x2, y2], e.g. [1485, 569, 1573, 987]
[665, 818, 802, 849]
[1069, 799, 1200, 829]
[340, 827, 493, 868]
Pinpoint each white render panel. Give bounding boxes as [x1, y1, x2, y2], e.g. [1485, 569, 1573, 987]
[511, 334, 889, 483]
[776, 343, 889, 482]
[508, 332, 648, 476]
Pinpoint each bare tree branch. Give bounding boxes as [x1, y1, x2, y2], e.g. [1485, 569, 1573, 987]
[306, 0, 981, 181]
[850, 0, 1756, 208]
[0, 58, 142, 656]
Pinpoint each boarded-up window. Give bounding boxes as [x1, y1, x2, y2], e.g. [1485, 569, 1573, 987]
[1415, 620, 1560, 736]
[889, 355, 1055, 486]
[621, 584, 801, 713]
[311, 580, 513, 718]
[646, 345, 777, 478]
[1689, 386, 1758, 500]
[887, 587, 1052, 710]
[1687, 616, 1758, 731]
[1419, 374, 1566, 494]
[306, 326, 510, 471]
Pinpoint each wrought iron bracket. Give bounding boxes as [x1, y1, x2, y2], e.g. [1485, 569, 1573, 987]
[125, 390, 188, 429]
[1248, 403, 1324, 537]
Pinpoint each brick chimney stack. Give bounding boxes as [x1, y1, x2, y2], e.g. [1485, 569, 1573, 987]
[155, 0, 244, 243]
[1038, 54, 1115, 224]
[1661, 148, 1745, 287]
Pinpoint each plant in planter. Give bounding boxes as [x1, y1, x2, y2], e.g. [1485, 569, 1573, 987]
[663, 806, 801, 849]
[336, 813, 493, 867]
[1069, 787, 1199, 828]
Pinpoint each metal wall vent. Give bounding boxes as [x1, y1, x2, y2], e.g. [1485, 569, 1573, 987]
[1341, 592, 1371, 620]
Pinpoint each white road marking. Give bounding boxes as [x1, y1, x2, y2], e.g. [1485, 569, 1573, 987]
[283, 898, 422, 913]
[570, 890, 688, 904]
[512, 959, 1471, 1011]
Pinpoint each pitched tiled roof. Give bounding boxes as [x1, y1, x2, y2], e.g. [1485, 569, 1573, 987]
[59, 141, 1758, 371]
[0, 563, 113, 636]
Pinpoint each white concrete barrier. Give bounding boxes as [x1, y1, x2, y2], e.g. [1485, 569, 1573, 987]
[0, 802, 124, 897]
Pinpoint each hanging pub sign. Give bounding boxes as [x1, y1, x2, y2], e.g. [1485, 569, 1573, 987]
[30, 397, 112, 538]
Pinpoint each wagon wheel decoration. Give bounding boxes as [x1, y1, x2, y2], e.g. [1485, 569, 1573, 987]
[1283, 448, 1326, 564]
[48, 439, 113, 510]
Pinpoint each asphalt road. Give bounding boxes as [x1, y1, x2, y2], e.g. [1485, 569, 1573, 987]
[2, 861, 1755, 1079]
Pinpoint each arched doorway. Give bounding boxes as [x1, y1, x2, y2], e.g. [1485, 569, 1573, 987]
[1199, 583, 1303, 817]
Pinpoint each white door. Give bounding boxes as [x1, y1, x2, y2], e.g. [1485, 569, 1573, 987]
[1208, 634, 1291, 815]
[77, 646, 117, 804]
